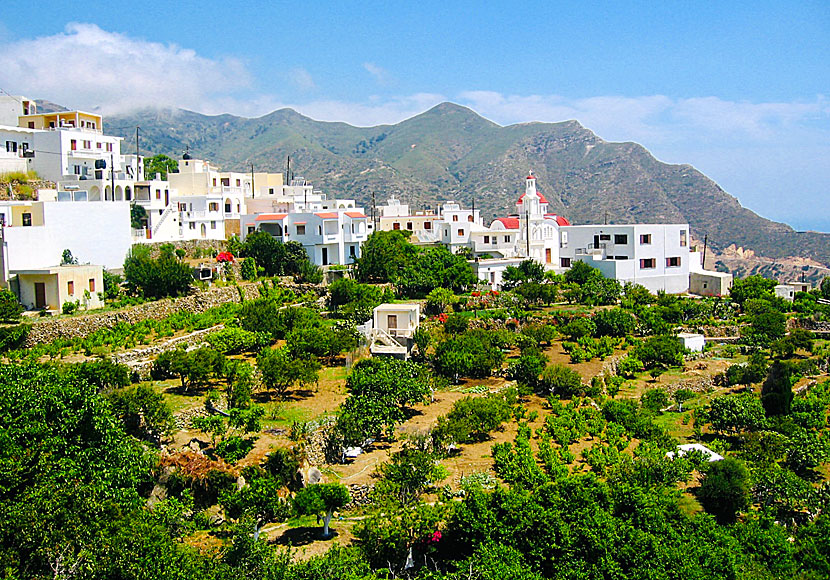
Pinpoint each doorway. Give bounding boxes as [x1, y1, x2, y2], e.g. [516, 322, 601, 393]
[321, 247, 328, 265]
[34, 283, 46, 309]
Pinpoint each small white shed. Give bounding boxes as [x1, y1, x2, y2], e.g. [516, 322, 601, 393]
[677, 332, 705, 352]
[373, 303, 420, 338]
[667, 443, 724, 462]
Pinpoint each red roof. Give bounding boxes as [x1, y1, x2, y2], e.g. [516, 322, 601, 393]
[527, 174, 535, 180]
[345, 211, 367, 218]
[493, 217, 520, 229]
[519, 191, 549, 204]
[254, 213, 287, 221]
[544, 214, 571, 226]
[315, 212, 338, 219]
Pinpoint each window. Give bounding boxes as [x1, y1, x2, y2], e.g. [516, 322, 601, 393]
[424, 221, 431, 230]
[22, 213, 32, 226]
[640, 258, 656, 269]
[614, 234, 628, 245]
[505, 236, 511, 243]
[189, 222, 196, 230]
[236, 179, 241, 186]
[318, 226, 322, 235]
[83, 140, 91, 149]
[28, 122, 34, 129]
[178, 203, 187, 211]
[247, 226, 256, 234]
[106, 143, 112, 152]
[484, 235, 490, 243]
[73, 165, 81, 175]
[640, 234, 652, 244]
[155, 189, 161, 199]
[560, 257, 571, 268]
[5, 141, 17, 153]
[456, 229, 463, 236]
[296, 225, 306, 235]
[393, 222, 400, 230]
[213, 178, 218, 186]
[680, 230, 687, 247]
[70, 139, 77, 151]
[615, 255, 629, 260]
[666, 257, 681, 267]
[269, 188, 274, 194]
[67, 281, 74, 295]
[599, 234, 611, 241]
[211, 221, 217, 229]
[96, 142, 102, 149]
[221, 178, 230, 187]
[452, 215, 458, 222]
[208, 202, 219, 211]
[406, 222, 413, 230]
[88, 278, 95, 292]
[467, 215, 474, 222]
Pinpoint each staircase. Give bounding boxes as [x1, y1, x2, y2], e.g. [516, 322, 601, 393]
[369, 327, 408, 358]
[152, 205, 175, 237]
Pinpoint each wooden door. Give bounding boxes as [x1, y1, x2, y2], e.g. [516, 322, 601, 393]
[387, 314, 397, 334]
[35, 283, 46, 309]
[545, 248, 552, 263]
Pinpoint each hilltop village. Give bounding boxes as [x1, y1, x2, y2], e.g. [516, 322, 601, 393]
[3, 95, 830, 579]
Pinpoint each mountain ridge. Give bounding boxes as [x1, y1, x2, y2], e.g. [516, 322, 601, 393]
[104, 102, 830, 267]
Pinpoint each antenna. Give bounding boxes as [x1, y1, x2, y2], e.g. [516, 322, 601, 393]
[135, 126, 140, 181]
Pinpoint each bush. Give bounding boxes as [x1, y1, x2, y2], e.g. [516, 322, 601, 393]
[106, 383, 175, 443]
[0, 288, 23, 322]
[539, 364, 584, 398]
[240, 257, 257, 281]
[593, 308, 636, 337]
[61, 301, 79, 315]
[560, 317, 596, 340]
[0, 324, 29, 352]
[617, 356, 643, 379]
[698, 458, 751, 524]
[214, 436, 257, 463]
[205, 327, 267, 354]
[434, 391, 515, 444]
[640, 388, 670, 413]
[123, 246, 192, 299]
[633, 335, 684, 369]
[433, 329, 504, 380]
[443, 313, 469, 334]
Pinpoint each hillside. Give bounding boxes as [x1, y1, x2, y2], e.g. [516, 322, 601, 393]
[108, 103, 830, 266]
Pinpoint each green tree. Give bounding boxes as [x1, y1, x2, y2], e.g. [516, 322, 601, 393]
[698, 457, 751, 524]
[130, 203, 147, 229]
[373, 447, 446, 504]
[106, 383, 175, 443]
[539, 363, 584, 397]
[396, 246, 477, 297]
[222, 475, 291, 539]
[501, 259, 545, 290]
[433, 329, 504, 380]
[673, 388, 694, 412]
[355, 230, 418, 283]
[60, 248, 78, 265]
[641, 388, 670, 412]
[123, 245, 192, 299]
[0, 288, 23, 322]
[424, 287, 457, 315]
[730, 275, 777, 306]
[257, 346, 320, 399]
[705, 392, 766, 435]
[761, 361, 795, 417]
[239, 231, 285, 277]
[434, 391, 514, 444]
[240, 256, 257, 280]
[144, 153, 179, 179]
[293, 483, 352, 538]
[594, 307, 636, 337]
[633, 335, 684, 369]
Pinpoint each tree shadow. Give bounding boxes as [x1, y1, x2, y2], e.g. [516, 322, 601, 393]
[275, 526, 338, 546]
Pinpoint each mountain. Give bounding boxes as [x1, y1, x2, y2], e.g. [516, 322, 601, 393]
[107, 103, 830, 267]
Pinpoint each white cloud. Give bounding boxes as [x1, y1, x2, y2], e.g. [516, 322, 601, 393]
[363, 62, 391, 86]
[288, 67, 316, 91]
[0, 22, 251, 114]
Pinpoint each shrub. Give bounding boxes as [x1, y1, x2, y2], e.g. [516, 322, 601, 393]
[433, 329, 504, 380]
[633, 336, 684, 369]
[123, 246, 193, 299]
[443, 313, 469, 334]
[434, 391, 514, 444]
[205, 327, 267, 354]
[560, 317, 596, 340]
[539, 364, 584, 398]
[0, 324, 29, 352]
[61, 301, 79, 315]
[640, 388, 670, 413]
[593, 308, 636, 337]
[698, 458, 751, 524]
[0, 288, 23, 322]
[240, 257, 257, 280]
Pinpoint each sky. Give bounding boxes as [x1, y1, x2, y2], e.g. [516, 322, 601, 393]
[0, 1, 828, 231]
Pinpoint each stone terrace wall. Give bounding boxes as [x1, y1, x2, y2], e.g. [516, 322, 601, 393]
[23, 282, 326, 347]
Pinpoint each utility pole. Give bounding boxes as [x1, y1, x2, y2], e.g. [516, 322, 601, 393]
[110, 153, 115, 202]
[604, 211, 608, 225]
[525, 206, 530, 257]
[372, 191, 379, 231]
[702, 234, 708, 270]
[135, 126, 140, 181]
[250, 162, 255, 197]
